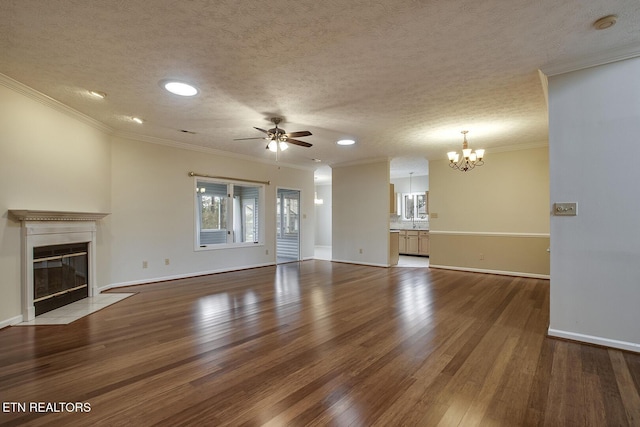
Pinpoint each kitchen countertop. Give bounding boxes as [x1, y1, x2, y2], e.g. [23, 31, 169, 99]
[390, 228, 429, 231]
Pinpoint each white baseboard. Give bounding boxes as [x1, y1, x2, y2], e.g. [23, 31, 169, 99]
[331, 259, 389, 268]
[429, 264, 550, 279]
[548, 328, 640, 353]
[0, 314, 24, 329]
[98, 262, 276, 292]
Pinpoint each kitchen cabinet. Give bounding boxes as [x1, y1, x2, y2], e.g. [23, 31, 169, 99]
[419, 231, 430, 255]
[398, 230, 429, 256]
[398, 230, 407, 253]
[389, 231, 399, 265]
[406, 231, 419, 254]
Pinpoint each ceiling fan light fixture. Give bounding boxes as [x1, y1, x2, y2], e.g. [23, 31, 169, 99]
[161, 80, 198, 97]
[268, 141, 289, 152]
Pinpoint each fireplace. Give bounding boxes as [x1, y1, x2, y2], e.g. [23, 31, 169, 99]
[9, 210, 109, 321]
[33, 242, 89, 316]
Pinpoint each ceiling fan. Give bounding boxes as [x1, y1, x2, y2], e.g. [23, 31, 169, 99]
[234, 117, 312, 152]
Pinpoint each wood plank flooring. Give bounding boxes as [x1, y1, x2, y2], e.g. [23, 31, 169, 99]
[1, 261, 639, 426]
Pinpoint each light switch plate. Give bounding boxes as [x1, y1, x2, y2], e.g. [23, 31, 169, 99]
[553, 202, 577, 216]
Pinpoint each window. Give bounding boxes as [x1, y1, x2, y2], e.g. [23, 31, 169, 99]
[276, 193, 299, 237]
[195, 179, 263, 249]
[399, 192, 428, 220]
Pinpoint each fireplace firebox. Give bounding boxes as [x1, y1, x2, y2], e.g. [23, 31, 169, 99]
[33, 243, 89, 316]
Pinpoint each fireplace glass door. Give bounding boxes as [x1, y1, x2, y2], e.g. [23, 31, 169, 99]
[33, 243, 89, 315]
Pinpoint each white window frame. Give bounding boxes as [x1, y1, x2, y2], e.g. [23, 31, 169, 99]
[194, 177, 265, 251]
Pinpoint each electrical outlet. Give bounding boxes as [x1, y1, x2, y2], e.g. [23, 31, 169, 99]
[430, 212, 438, 219]
[165, 258, 170, 265]
[265, 249, 269, 255]
[359, 248, 363, 254]
[142, 261, 148, 269]
[479, 253, 484, 260]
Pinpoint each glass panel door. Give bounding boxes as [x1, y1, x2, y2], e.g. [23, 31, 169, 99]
[276, 188, 300, 264]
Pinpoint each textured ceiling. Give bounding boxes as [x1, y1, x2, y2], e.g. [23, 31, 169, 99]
[1, 0, 639, 179]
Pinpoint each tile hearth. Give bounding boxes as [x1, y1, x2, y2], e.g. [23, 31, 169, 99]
[16, 293, 133, 325]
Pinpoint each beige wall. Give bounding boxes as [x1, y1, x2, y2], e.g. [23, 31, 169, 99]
[0, 81, 112, 324]
[0, 77, 316, 325]
[109, 135, 315, 287]
[332, 160, 390, 266]
[429, 146, 549, 277]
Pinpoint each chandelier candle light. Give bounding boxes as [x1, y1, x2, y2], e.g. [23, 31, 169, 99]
[447, 130, 485, 172]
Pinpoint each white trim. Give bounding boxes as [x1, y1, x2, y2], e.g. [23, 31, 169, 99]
[540, 43, 640, 77]
[331, 259, 390, 268]
[548, 328, 640, 354]
[538, 69, 549, 110]
[99, 262, 276, 291]
[331, 157, 391, 169]
[429, 231, 549, 238]
[0, 72, 113, 133]
[0, 315, 24, 330]
[429, 264, 550, 279]
[485, 142, 548, 154]
[114, 131, 314, 172]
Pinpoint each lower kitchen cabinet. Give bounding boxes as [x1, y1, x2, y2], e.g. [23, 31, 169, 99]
[397, 230, 429, 256]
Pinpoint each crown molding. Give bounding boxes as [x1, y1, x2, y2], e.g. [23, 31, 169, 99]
[540, 43, 640, 77]
[0, 72, 314, 172]
[0, 73, 113, 134]
[487, 141, 548, 154]
[112, 131, 315, 172]
[331, 157, 391, 169]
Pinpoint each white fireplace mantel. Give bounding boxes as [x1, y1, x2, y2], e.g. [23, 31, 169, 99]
[9, 210, 109, 222]
[9, 210, 110, 321]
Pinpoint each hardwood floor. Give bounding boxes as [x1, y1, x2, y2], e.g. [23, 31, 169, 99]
[1, 261, 639, 426]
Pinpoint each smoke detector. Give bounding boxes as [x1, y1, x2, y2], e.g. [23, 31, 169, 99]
[593, 15, 617, 30]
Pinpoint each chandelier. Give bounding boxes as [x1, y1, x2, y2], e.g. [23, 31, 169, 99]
[447, 131, 485, 172]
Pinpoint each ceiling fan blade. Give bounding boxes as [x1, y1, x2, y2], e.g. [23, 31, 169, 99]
[285, 131, 312, 138]
[286, 138, 312, 148]
[254, 127, 270, 134]
[234, 137, 268, 141]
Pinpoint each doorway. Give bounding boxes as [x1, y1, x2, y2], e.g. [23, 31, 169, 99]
[276, 188, 301, 264]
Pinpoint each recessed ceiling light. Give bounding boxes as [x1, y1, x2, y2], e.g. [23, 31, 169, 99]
[132, 117, 144, 124]
[161, 80, 199, 97]
[88, 90, 107, 99]
[337, 139, 355, 146]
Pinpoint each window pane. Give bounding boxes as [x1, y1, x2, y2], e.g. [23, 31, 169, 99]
[197, 181, 227, 245]
[284, 198, 298, 234]
[195, 180, 262, 247]
[234, 185, 259, 243]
